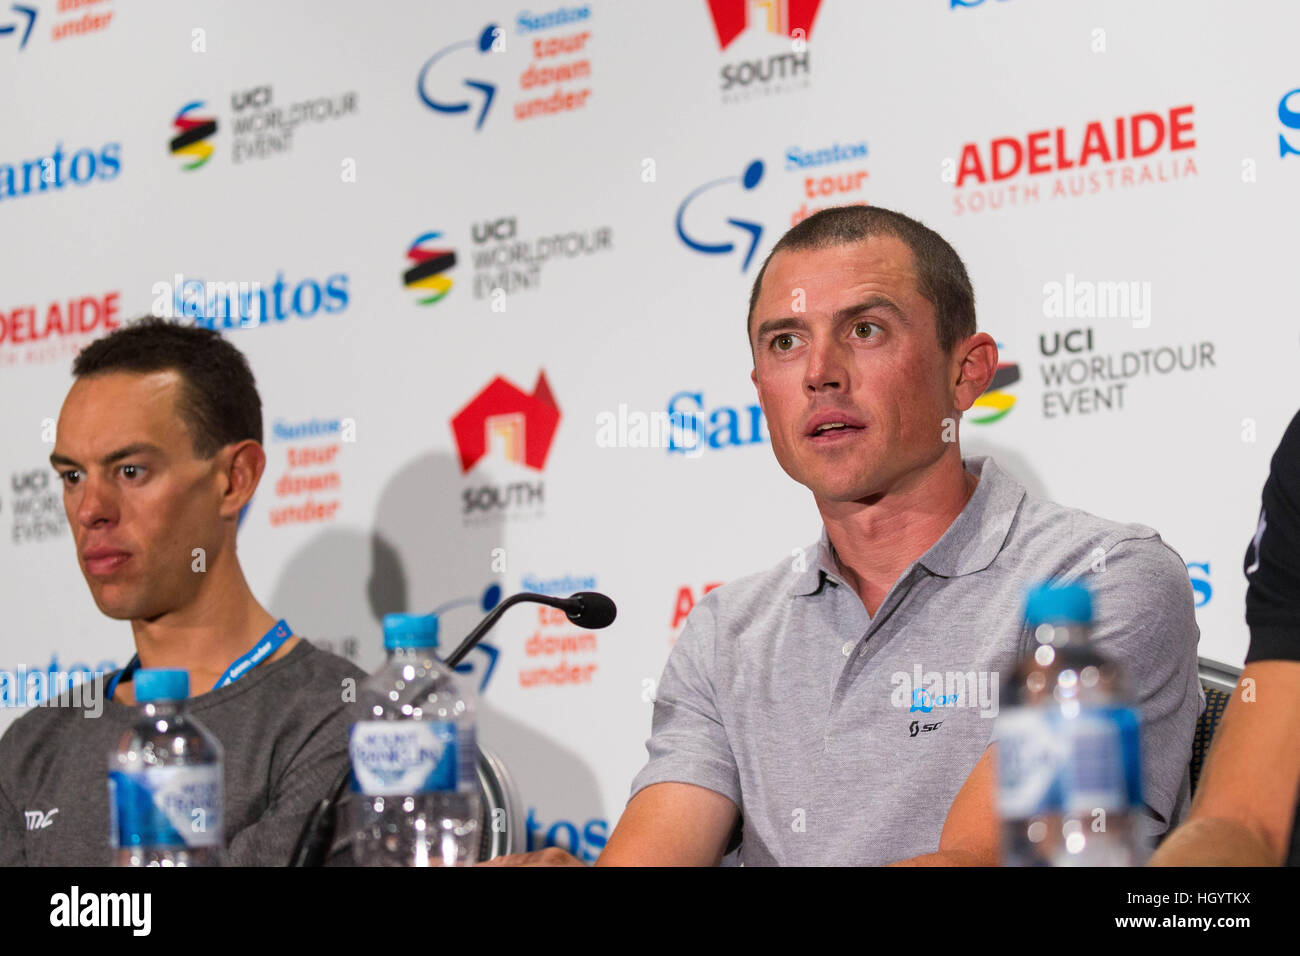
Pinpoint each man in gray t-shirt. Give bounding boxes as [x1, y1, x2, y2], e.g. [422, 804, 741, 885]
[487, 205, 1202, 868]
[0, 639, 363, 865]
[0, 318, 366, 865]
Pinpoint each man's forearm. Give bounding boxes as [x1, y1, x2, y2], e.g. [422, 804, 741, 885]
[889, 847, 997, 866]
[1149, 816, 1279, 866]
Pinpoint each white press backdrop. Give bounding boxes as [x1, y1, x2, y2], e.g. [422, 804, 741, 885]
[2, 0, 1296, 857]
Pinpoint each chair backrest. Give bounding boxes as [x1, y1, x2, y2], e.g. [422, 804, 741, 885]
[1190, 654, 1241, 798]
[475, 745, 524, 861]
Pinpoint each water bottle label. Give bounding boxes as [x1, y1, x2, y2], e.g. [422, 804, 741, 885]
[350, 720, 465, 795]
[1060, 712, 1126, 812]
[108, 766, 223, 849]
[996, 708, 1067, 819]
[1098, 705, 1144, 811]
[997, 706, 1144, 818]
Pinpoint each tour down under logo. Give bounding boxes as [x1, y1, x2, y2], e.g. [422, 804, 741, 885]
[404, 231, 456, 305]
[972, 349, 1020, 424]
[170, 102, 217, 170]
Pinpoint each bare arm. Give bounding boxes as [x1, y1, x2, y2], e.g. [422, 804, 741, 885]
[1150, 660, 1300, 866]
[889, 745, 999, 866]
[596, 782, 738, 866]
[480, 781, 738, 867]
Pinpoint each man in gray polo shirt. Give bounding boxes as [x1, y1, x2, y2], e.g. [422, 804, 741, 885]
[490, 205, 1201, 867]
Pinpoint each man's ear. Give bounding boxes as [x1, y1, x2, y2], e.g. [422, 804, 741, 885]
[751, 366, 765, 415]
[218, 440, 265, 519]
[952, 333, 999, 413]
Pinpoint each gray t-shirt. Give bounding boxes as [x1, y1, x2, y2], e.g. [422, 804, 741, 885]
[630, 455, 1204, 865]
[0, 639, 366, 866]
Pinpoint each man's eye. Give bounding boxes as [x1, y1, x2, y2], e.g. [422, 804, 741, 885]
[59, 470, 81, 487]
[854, 322, 882, 339]
[773, 333, 797, 351]
[120, 464, 144, 480]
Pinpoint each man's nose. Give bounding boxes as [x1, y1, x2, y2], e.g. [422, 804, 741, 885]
[804, 336, 848, 393]
[75, 474, 117, 528]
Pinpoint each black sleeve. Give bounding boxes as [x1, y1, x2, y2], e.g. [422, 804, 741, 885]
[1244, 409, 1300, 663]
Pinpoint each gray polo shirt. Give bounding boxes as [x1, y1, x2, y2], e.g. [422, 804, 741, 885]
[630, 456, 1203, 865]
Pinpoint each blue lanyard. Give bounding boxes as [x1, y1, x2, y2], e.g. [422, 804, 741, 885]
[106, 619, 292, 701]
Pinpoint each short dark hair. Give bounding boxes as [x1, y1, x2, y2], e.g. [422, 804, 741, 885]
[72, 317, 262, 457]
[747, 205, 976, 354]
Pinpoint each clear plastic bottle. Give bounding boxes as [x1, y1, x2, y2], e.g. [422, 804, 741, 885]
[349, 613, 480, 866]
[109, 669, 224, 866]
[996, 583, 1147, 866]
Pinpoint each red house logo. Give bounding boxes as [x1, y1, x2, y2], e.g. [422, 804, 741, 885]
[451, 370, 560, 473]
[705, 0, 822, 50]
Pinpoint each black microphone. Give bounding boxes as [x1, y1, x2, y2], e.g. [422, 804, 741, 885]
[443, 590, 616, 668]
[289, 589, 617, 866]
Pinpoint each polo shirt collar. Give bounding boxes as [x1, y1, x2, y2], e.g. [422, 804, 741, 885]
[788, 455, 1025, 596]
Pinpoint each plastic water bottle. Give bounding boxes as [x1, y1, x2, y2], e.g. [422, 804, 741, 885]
[996, 583, 1147, 866]
[109, 669, 224, 866]
[349, 613, 480, 866]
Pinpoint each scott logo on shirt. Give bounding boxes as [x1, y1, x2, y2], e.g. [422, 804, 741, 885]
[891, 664, 999, 718]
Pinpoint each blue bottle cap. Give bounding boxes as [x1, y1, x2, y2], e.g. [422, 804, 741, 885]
[383, 613, 439, 649]
[134, 668, 190, 702]
[1024, 582, 1093, 626]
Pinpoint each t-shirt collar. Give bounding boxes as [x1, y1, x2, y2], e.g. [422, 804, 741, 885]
[789, 455, 1025, 596]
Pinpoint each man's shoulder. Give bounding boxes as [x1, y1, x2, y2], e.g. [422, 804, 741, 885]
[283, 639, 369, 685]
[0, 676, 120, 777]
[1009, 488, 1190, 587]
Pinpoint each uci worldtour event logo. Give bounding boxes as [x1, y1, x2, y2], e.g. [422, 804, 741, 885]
[970, 344, 1020, 424]
[950, 104, 1198, 215]
[1036, 277, 1216, 418]
[168, 84, 358, 168]
[706, 0, 821, 104]
[452, 370, 560, 522]
[676, 139, 870, 269]
[404, 232, 456, 306]
[468, 214, 612, 302]
[8, 467, 68, 545]
[417, 5, 595, 131]
[169, 102, 217, 170]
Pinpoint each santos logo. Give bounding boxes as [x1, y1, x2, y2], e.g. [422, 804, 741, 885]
[1280, 87, 1300, 158]
[665, 390, 767, 454]
[0, 141, 121, 202]
[150, 271, 349, 328]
